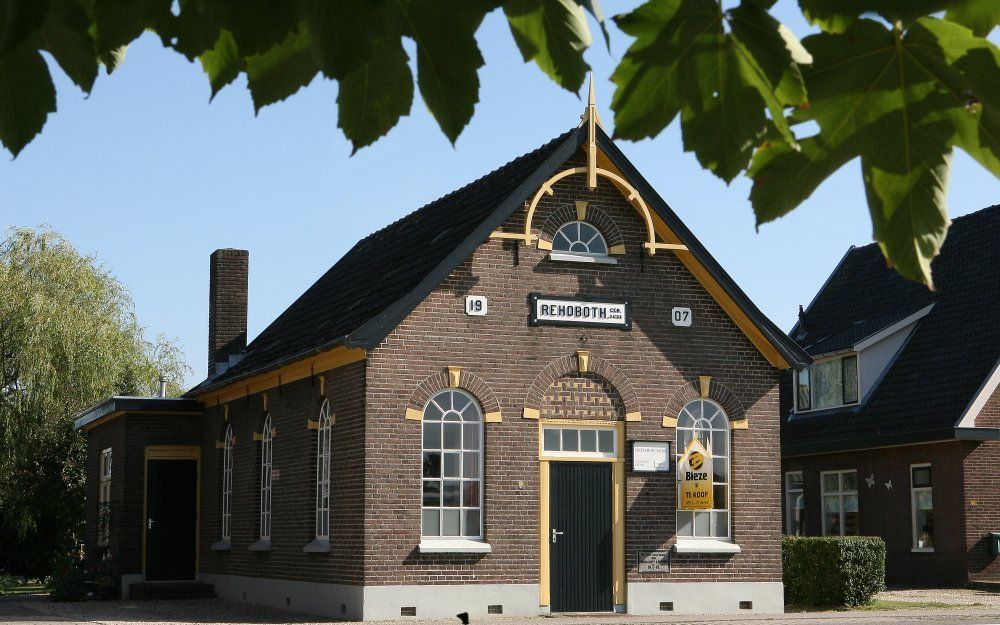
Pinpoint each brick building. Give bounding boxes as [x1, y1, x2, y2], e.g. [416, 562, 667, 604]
[75, 97, 811, 618]
[781, 205, 1000, 586]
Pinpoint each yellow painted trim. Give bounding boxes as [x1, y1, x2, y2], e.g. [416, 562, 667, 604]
[143, 446, 200, 577]
[318, 376, 325, 397]
[223, 405, 230, 422]
[405, 408, 422, 422]
[484, 411, 502, 423]
[732, 418, 749, 430]
[523, 407, 540, 420]
[699, 375, 712, 398]
[541, 417, 618, 427]
[625, 411, 641, 422]
[644, 242, 688, 253]
[490, 231, 536, 243]
[271, 427, 277, 438]
[576, 350, 590, 374]
[252, 432, 265, 442]
[306, 419, 319, 430]
[447, 366, 462, 388]
[575, 200, 588, 221]
[329, 411, 336, 425]
[662, 416, 678, 428]
[192, 346, 366, 404]
[539, 460, 551, 606]
[613, 454, 626, 605]
[214, 441, 225, 449]
[537, 238, 553, 251]
[608, 244, 626, 256]
[262, 393, 268, 411]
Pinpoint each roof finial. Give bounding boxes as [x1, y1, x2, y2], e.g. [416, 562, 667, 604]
[580, 73, 602, 189]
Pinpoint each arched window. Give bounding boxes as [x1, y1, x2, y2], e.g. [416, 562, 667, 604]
[421, 389, 483, 539]
[552, 221, 609, 256]
[315, 399, 332, 540]
[259, 413, 273, 541]
[676, 399, 730, 539]
[222, 424, 234, 542]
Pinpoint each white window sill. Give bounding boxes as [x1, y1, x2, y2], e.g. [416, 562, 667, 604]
[673, 539, 741, 554]
[911, 547, 935, 554]
[210, 540, 231, 552]
[303, 538, 331, 553]
[248, 539, 271, 552]
[418, 539, 492, 554]
[548, 252, 618, 265]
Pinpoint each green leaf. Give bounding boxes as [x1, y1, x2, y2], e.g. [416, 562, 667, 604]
[245, 26, 318, 112]
[220, 0, 303, 57]
[337, 35, 412, 154]
[304, 0, 384, 80]
[32, 0, 98, 93]
[161, 0, 225, 61]
[576, 0, 610, 51]
[611, 0, 722, 141]
[91, 0, 172, 55]
[797, 0, 952, 34]
[199, 28, 241, 100]
[945, 0, 998, 37]
[0, 46, 56, 157]
[98, 43, 127, 74]
[0, 0, 50, 54]
[504, 0, 591, 92]
[396, 0, 486, 144]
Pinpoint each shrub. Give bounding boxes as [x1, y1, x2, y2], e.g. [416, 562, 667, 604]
[783, 536, 886, 607]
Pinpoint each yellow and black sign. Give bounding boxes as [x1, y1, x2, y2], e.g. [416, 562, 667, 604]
[678, 438, 713, 510]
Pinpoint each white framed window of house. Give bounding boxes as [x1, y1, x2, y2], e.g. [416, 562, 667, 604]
[675, 399, 732, 542]
[795, 354, 859, 412]
[911, 464, 934, 552]
[549, 221, 616, 264]
[541, 425, 617, 458]
[257, 413, 273, 545]
[98, 447, 112, 546]
[785, 471, 805, 536]
[315, 399, 332, 540]
[222, 424, 234, 542]
[420, 389, 486, 553]
[821, 470, 859, 536]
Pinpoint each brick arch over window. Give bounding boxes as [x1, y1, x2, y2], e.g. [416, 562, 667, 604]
[662, 378, 746, 425]
[406, 369, 502, 418]
[524, 353, 641, 419]
[539, 204, 624, 248]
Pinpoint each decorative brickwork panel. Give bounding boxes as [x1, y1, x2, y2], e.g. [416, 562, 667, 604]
[541, 374, 625, 421]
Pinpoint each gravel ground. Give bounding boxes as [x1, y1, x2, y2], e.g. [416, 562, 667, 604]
[876, 588, 1000, 608]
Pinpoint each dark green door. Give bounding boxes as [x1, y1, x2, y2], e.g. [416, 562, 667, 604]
[550, 462, 613, 612]
[145, 459, 197, 581]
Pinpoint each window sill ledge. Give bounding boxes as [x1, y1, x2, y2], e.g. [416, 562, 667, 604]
[548, 252, 618, 265]
[418, 539, 492, 554]
[210, 540, 231, 552]
[248, 539, 271, 552]
[911, 547, 935, 554]
[303, 538, 331, 553]
[673, 539, 741, 554]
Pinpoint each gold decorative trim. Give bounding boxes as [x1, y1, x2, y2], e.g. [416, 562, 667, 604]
[484, 411, 502, 423]
[537, 238, 553, 251]
[699, 375, 712, 398]
[576, 350, 590, 374]
[490, 231, 536, 243]
[306, 419, 319, 430]
[447, 366, 462, 388]
[575, 200, 588, 221]
[523, 407, 540, 420]
[270, 427, 277, 437]
[625, 411, 641, 422]
[252, 432, 264, 441]
[662, 416, 678, 428]
[262, 393, 268, 411]
[608, 244, 626, 256]
[541, 418, 617, 427]
[214, 441, 225, 449]
[644, 242, 689, 253]
[318, 376, 325, 397]
[405, 408, 422, 422]
[223, 405, 230, 422]
[732, 418, 749, 430]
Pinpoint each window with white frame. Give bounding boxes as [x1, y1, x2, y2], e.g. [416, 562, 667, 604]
[675, 399, 730, 539]
[315, 399, 332, 540]
[221, 424, 234, 542]
[821, 470, 859, 536]
[911, 464, 934, 551]
[795, 354, 859, 411]
[542, 425, 616, 457]
[98, 448, 112, 545]
[421, 389, 482, 539]
[552, 221, 609, 256]
[259, 413, 273, 541]
[784, 471, 805, 536]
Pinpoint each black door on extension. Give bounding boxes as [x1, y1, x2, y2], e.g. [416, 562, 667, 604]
[145, 459, 197, 581]
[549, 462, 612, 612]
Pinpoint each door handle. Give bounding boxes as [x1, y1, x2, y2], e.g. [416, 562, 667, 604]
[551, 529, 564, 544]
[148, 519, 155, 530]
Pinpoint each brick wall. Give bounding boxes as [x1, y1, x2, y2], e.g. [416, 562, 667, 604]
[208, 249, 248, 374]
[84, 418, 124, 565]
[975, 384, 1000, 428]
[962, 439, 1000, 581]
[782, 442, 968, 585]
[199, 360, 366, 586]
[364, 151, 783, 586]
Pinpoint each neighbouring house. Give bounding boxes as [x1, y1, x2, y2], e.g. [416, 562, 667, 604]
[73, 92, 811, 619]
[781, 204, 1000, 587]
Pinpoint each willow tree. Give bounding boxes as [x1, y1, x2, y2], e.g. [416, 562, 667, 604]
[0, 227, 188, 577]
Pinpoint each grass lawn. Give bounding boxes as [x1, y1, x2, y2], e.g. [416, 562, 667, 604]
[0, 581, 48, 596]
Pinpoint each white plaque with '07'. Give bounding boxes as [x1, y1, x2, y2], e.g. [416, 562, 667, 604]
[529, 293, 631, 329]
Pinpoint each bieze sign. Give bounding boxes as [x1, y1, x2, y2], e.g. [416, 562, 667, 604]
[678, 438, 714, 510]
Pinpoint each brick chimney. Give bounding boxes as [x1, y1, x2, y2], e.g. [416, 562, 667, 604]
[208, 249, 248, 378]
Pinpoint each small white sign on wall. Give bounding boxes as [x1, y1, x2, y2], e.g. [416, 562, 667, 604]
[465, 295, 488, 316]
[632, 441, 671, 472]
[671, 307, 692, 327]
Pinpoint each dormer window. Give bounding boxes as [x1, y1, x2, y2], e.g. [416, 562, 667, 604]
[549, 221, 616, 264]
[795, 354, 859, 412]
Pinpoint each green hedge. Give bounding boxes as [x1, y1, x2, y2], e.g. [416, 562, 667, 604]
[782, 536, 886, 607]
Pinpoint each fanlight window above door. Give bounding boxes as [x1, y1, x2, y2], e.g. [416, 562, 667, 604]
[552, 221, 609, 256]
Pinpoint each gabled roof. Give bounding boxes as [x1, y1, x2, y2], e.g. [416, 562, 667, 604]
[783, 204, 1000, 456]
[190, 124, 809, 398]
